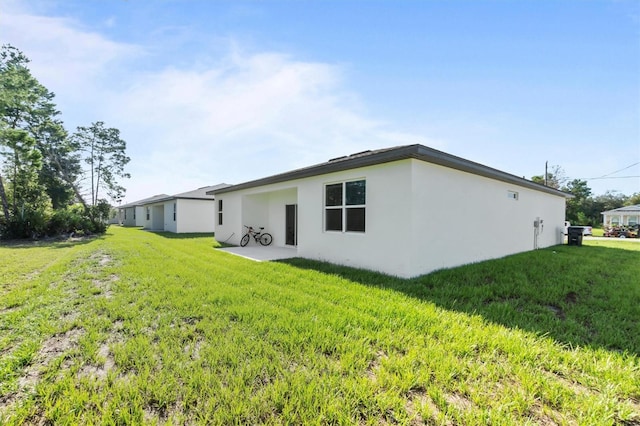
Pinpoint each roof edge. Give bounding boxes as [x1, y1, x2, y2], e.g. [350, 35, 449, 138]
[600, 204, 640, 214]
[212, 144, 572, 198]
[137, 195, 216, 205]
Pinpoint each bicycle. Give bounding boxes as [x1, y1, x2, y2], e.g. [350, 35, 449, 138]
[240, 225, 273, 247]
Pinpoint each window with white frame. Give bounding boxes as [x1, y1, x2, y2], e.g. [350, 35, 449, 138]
[173, 203, 176, 221]
[133, 209, 136, 220]
[218, 199, 223, 226]
[146, 207, 150, 220]
[124, 210, 127, 220]
[325, 179, 366, 232]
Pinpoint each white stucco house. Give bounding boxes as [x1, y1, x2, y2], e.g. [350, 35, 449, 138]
[118, 194, 170, 227]
[132, 184, 230, 233]
[601, 204, 640, 227]
[209, 144, 571, 278]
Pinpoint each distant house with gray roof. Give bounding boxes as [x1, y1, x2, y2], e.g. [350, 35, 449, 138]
[601, 204, 640, 227]
[120, 184, 230, 233]
[118, 194, 170, 227]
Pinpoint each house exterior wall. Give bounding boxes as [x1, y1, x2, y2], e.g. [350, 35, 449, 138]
[268, 189, 298, 246]
[215, 194, 242, 242]
[121, 207, 137, 226]
[163, 201, 177, 233]
[121, 206, 146, 227]
[409, 159, 566, 277]
[296, 161, 414, 277]
[242, 192, 270, 234]
[175, 199, 216, 233]
[143, 204, 165, 230]
[134, 206, 145, 226]
[216, 158, 566, 278]
[140, 199, 216, 233]
[143, 206, 151, 229]
[215, 161, 415, 276]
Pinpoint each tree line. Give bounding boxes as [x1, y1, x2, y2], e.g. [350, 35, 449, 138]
[532, 165, 639, 226]
[0, 45, 130, 239]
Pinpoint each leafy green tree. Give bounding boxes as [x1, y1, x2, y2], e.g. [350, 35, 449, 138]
[531, 164, 567, 189]
[530, 164, 636, 226]
[0, 44, 130, 238]
[33, 119, 83, 209]
[563, 179, 592, 224]
[0, 128, 52, 237]
[72, 121, 130, 207]
[0, 45, 57, 234]
[625, 192, 640, 206]
[593, 191, 627, 212]
[584, 191, 628, 226]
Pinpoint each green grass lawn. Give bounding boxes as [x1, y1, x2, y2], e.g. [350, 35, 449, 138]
[0, 227, 638, 425]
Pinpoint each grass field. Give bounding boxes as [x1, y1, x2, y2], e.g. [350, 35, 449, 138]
[0, 227, 638, 425]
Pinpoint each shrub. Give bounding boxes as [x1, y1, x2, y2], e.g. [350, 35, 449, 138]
[48, 205, 90, 235]
[1, 202, 110, 240]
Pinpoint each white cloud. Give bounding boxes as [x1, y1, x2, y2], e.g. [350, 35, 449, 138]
[1, 2, 142, 104]
[105, 50, 439, 201]
[1, 1, 439, 203]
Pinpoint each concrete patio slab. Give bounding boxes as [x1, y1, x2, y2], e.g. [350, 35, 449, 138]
[217, 246, 298, 262]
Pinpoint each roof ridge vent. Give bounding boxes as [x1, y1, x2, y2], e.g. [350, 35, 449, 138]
[328, 155, 348, 162]
[349, 150, 372, 157]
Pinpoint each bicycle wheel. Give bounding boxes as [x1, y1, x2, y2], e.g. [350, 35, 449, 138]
[260, 233, 273, 246]
[240, 234, 250, 247]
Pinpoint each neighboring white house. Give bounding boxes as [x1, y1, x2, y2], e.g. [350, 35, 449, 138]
[134, 184, 230, 233]
[210, 144, 571, 278]
[601, 205, 640, 227]
[118, 194, 170, 227]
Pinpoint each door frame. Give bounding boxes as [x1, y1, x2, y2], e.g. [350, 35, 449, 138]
[285, 204, 297, 246]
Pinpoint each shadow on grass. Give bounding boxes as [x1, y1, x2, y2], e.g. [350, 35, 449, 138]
[278, 244, 640, 355]
[143, 230, 215, 240]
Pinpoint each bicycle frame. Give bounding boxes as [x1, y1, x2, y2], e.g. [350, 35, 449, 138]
[241, 225, 273, 247]
[245, 226, 262, 241]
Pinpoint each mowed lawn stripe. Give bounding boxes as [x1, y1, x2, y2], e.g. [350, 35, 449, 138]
[1, 227, 638, 425]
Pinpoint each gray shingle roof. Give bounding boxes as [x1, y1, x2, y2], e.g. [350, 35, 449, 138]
[118, 193, 170, 209]
[601, 204, 640, 214]
[121, 184, 231, 208]
[209, 144, 572, 198]
[168, 184, 231, 200]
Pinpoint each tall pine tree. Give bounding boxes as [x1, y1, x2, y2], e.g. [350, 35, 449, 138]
[0, 45, 55, 234]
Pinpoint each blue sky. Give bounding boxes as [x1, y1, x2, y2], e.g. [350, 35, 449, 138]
[2, 0, 639, 203]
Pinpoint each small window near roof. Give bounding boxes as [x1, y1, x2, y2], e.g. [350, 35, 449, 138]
[508, 190, 519, 200]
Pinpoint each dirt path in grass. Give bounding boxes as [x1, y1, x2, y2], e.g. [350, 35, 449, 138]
[0, 248, 121, 420]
